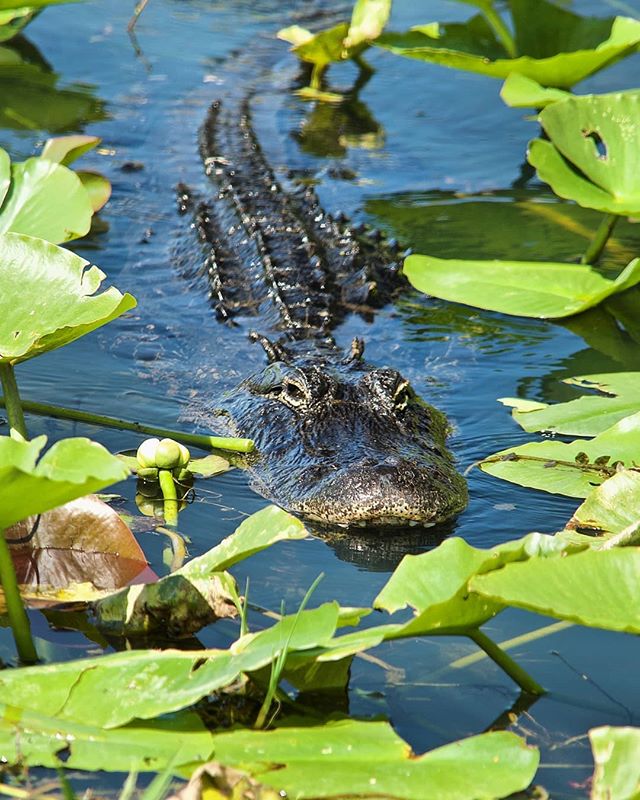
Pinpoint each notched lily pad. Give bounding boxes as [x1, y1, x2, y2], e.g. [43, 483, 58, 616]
[0, 232, 136, 365]
[529, 91, 640, 216]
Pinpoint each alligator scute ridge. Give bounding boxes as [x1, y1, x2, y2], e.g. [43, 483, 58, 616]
[179, 46, 468, 531]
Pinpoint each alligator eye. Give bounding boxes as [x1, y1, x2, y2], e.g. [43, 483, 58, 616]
[282, 379, 308, 407]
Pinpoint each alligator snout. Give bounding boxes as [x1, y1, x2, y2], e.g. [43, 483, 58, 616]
[216, 349, 468, 531]
[293, 458, 468, 528]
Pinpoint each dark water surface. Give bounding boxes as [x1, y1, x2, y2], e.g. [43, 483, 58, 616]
[2, 0, 640, 794]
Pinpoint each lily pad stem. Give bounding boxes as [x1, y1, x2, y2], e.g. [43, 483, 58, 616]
[581, 213, 619, 265]
[481, 4, 516, 58]
[0, 397, 254, 453]
[0, 528, 37, 663]
[0, 364, 27, 439]
[467, 629, 545, 696]
[158, 470, 179, 528]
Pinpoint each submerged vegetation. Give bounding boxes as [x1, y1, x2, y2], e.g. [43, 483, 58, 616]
[1, 0, 640, 797]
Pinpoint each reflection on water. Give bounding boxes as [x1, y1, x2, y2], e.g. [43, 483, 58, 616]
[0, 36, 106, 136]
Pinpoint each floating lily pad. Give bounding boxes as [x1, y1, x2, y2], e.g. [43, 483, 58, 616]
[403, 254, 640, 319]
[210, 723, 539, 800]
[529, 91, 640, 216]
[376, 1, 640, 88]
[0, 232, 136, 365]
[479, 411, 640, 497]
[0, 435, 129, 529]
[501, 372, 640, 435]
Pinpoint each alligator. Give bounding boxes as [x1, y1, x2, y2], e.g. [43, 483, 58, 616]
[178, 50, 468, 531]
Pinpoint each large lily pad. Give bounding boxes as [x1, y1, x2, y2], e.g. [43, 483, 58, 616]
[529, 91, 640, 216]
[0, 232, 136, 365]
[210, 723, 539, 800]
[480, 411, 640, 497]
[470, 547, 640, 633]
[403, 254, 640, 319]
[501, 372, 640, 436]
[376, 1, 640, 89]
[0, 435, 129, 529]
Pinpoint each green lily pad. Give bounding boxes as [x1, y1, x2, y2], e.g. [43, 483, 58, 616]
[529, 91, 640, 216]
[403, 254, 640, 319]
[479, 411, 640, 497]
[501, 372, 640, 435]
[40, 134, 101, 165]
[500, 72, 571, 108]
[0, 705, 213, 772]
[470, 546, 640, 633]
[590, 726, 640, 800]
[0, 435, 129, 529]
[566, 469, 640, 539]
[376, 1, 640, 88]
[211, 723, 539, 800]
[0, 153, 92, 242]
[0, 232, 136, 365]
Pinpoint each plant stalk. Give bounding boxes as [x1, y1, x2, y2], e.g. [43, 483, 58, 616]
[481, 3, 516, 58]
[0, 528, 37, 663]
[158, 470, 178, 528]
[0, 364, 27, 439]
[0, 397, 254, 453]
[468, 629, 545, 696]
[581, 213, 619, 265]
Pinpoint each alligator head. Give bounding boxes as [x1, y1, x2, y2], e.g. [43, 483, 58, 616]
[215, 336, 468, 529]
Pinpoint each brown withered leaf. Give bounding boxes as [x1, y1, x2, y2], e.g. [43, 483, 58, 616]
[169, 763, 281, 800]
[5, 495, 154, 594]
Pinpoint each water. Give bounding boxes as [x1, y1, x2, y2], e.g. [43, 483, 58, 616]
[2, 1, 640, 794]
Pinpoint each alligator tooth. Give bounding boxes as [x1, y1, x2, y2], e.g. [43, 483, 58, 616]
[357, 520, 367, 527]
[409, 520, 419, 527]
[423, 522, 435, 528]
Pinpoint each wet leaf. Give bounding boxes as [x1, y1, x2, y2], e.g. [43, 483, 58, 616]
[480, 412, 640, 497]
[0, 232, 136, 365]
[0, 153, 92, 242]
[345, 0, 391, 48]
[376, 2, 640, 88]
[210, 722, 539, 800]
[500, 373, 640, 436]
[0, 8, 35, 42]
[529, 91, 640, 216]
[590, 726, 640, 800]
[565, 470, 640, 540]
[5, 495, 149, 595]
[0, 604, 342, 727]
[470, 547, 640, 633]
[500, 73, 571, 108]
[0, 705, 213, 772]
[403, 254, 640, 319]
[0, 435, 130, 529]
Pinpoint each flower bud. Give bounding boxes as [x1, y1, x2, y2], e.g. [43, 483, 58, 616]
[155, 438, 183, 469]
[136, 438, 160, 469]
[177, 442, 191, 467]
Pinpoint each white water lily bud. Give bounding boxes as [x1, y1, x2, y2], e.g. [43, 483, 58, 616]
[155, 438, 183, 469]
[137, 437, 160, 469]
[177, 442, 191, 467]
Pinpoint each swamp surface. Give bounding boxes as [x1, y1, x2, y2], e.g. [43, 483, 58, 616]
[3, 0, 640, 795]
